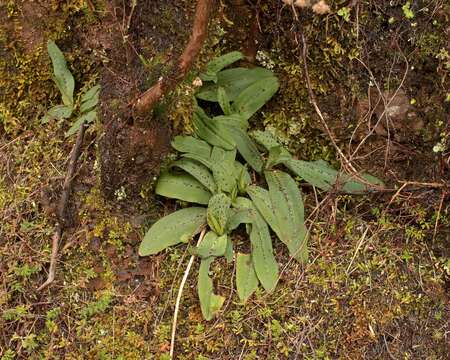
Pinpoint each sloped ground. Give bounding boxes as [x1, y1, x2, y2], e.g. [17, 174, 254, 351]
[1, 1, 448, 359]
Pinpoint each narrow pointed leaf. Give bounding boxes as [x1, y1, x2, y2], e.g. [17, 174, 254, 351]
[235, 162, 251, 194]
[265, 170, 307, 262]
[65, 110, 96, 137]
[155, 172, 211, 204]
[193, 107, 235, 150]
[214, 114, 248, 131]
[283, 159, 337, 191]
[236, 253, 259, 303]
[247, 186, 280, 235]
[80, 84, 100, 113]
[198, 257, 225, 320]
[139, 207, 206, 256]
[341, 173, 384, 194]
[172, 158, 216, 193]
[249, 215, 279, 292]
[232, 77, 279, 120]
[217, 86, 232, 115]
[47, 40, 74, 106]
[225, 125, 264, 172]
[171, 135, 211, 160]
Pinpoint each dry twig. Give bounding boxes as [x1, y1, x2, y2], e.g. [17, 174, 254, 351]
[133, 0, 213, 115]
[38, 122, 86, 291]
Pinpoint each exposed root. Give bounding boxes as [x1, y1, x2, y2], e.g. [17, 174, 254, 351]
[37, 122, 86, 291]
[133, 0, 213, 115]
[170, 228, 206, 359]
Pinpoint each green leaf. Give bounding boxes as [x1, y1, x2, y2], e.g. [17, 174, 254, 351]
[285, 159, 383, 193]
[206, 51, 244, 74]
[227, 207, 255, 232]
[265, 171, 308, 262]
[236, 253, 259, 303]
[224, 236, 234, 262]
[171, 135, 211, 160]
[249, 214, 279, 292]
[196, 67, 275, 102]
[192, 107, 235, 150]
[47, 40, 75, 106]
[213, 114, 248, 131]
[207, 193, 231, 235]
[217, 87, 232, 115]
[225, 125, 264, 172]
[341, 173, 385, 194]
[198, 257, 225, 320]
[235, 162, 251, 194]
[194, 232, 228, 258]
[250, 130, 282, 152]
[41, 104, 73, 123]
[80, 84, 100, 113]
[155, 171, 211, 204]
[65, 110, 96, 137]
[139, 207, 206, 256]
[172, 158, 217, 193]
[247, 186, 279, 234]
[210, 147, 237, 193]
[232, 76, 279, 120]
[283, 159, 337, 191]
[266, 146, 292, 169]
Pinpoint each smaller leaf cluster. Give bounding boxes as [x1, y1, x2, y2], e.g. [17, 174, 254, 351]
[42, 40, 100, 137]
[139, 52, 383, 320]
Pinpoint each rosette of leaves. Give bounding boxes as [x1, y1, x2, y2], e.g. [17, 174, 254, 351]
[139, 52, 383, 320]
[41, 40, 100, 137]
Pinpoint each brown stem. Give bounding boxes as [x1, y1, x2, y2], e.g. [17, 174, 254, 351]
[133, 0, 213, 115]
[38, 122, 86, 291]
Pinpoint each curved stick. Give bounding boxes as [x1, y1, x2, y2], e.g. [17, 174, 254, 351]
[134, 0, 213, 115]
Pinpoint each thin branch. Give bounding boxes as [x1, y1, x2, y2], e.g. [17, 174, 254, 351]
[133, 0, 213, 115]
[38, 122, 86, 291]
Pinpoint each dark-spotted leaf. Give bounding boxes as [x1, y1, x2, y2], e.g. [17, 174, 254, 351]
[232, 76, 279, 120]
[249, 214, 279, 292]
[266, 146, 292, 169]
[155, 171, 211, 204]
[192, 107, 235, 150]
[210, 147, 237, 193]
[247, 186, 279, 235]
[172, 158, 216, 193]
[198, 257, 225, 320]
[171, 135, 211, 160]
[265, 170, 307, 262]
[283, 159, 337, 191]
[250, 130, 282, 151]
[225, 125, 264, 172]
[139, 207, 206, 256]
[236, 253, 259, 303]
[194, 232, 228, 258]
[207, 193, 231, 235]
[341, 173, 384, 194]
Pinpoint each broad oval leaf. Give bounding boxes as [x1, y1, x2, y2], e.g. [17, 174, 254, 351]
[196, 67, 275, 102]
[47, 40, 75, 106]
[172, 158, 216, 193]
[210, 147, 237, 193]
[139, 207, 206, 256]
[198, 257, 225, 321]
[206, 51, 244, 74]
[214, 114, 248, 131]
[283, 159, 337, 191]
[207, 193, 231, 235]
[232, 76, 279, 120]
[236, 253, 259, 303]
[341, 173, 385, 194]
[80, 84, 100, 113]
[155, 171, 211, 204]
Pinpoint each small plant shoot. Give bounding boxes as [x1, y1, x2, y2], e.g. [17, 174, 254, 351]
[139, 51, 383, 320]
